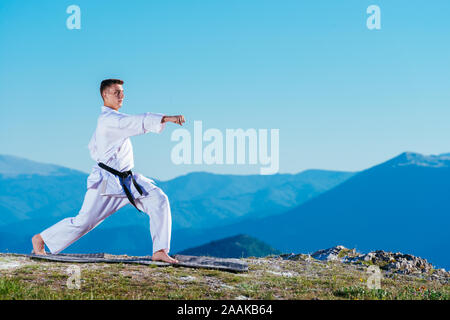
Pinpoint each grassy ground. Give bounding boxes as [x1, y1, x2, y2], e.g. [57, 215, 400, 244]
[0, 254, 448, 300]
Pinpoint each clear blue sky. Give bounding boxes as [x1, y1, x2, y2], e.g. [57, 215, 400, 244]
[1, 0, 449, 180]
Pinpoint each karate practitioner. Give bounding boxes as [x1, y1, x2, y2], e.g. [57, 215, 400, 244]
[31, 79, 185, 264]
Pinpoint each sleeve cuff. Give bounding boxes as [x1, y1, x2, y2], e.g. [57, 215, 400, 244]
[143, 112, 166, 134]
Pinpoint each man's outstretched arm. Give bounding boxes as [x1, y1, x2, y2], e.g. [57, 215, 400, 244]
[102, 113, 186, 139]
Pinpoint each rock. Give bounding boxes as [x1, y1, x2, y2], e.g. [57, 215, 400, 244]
[267, 270, 297, 277]
[0, 256, 34, 270]
[179, 276, 196, 282]
[278, 245, 450, 283]
[357, 250, 436, 275]
[310, 245, 344, 261]
[310, 245, 358, 262]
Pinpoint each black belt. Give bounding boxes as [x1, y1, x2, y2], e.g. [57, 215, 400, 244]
[98, 162, 144, 212]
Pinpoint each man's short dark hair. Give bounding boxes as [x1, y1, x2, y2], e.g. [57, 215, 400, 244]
[100, 79, 124, 98]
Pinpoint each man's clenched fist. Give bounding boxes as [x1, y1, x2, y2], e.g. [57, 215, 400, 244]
[162, 115, 185, 126]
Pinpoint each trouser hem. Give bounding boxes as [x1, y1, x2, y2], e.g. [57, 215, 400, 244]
[39, 231, 59, 254]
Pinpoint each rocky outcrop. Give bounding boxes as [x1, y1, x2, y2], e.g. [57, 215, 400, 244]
[277, 245, 449, 282]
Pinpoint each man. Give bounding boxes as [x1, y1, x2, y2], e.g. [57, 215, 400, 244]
[31, 79, 185, 264]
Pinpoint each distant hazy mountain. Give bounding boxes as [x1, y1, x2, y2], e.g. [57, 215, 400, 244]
[157, 169, 355, 229]
[169, 152, 450, 269]
[0, 156, 88, 226]
[0, 154, 83, 177]
[177, 234, 281, 258]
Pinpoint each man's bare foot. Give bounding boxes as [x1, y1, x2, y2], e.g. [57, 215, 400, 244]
[152, 249, 178, 264]
[31, 234, 47, 255]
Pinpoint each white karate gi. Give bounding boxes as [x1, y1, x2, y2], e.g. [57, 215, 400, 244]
[40, 105, 172, 255]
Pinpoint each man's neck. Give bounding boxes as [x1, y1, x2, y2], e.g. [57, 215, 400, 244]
[103, 104, 119, 111]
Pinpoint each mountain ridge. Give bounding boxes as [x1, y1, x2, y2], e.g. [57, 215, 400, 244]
[177, 234, 281, 258]
[376, 151, 450, 169]
[2, 151, 449, 269]
[169, 151, 450, 269]
[0, 154, 353, 230]
[0, 154, 87, 177]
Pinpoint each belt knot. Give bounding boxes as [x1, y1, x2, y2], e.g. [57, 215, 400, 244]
[97, 162, 144, 212]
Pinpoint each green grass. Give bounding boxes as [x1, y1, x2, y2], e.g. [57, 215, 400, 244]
[334, 285, 450, 300]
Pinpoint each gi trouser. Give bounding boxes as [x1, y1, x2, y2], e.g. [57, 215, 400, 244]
[40, 185, 172, 255]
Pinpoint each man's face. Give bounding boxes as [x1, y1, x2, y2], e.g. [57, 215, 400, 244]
[102, 84, 124, 110]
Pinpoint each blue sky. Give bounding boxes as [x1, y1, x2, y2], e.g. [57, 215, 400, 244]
[1, 0, 449, 180]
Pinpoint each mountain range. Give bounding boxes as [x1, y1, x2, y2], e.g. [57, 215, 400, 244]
[170, 152, 450, 269]
[0, 154, 352, 253]
[0, 152, 448, 269]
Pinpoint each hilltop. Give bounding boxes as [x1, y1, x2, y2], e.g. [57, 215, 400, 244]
[0, 245, 448, 300]
[177, 234, 281, 258]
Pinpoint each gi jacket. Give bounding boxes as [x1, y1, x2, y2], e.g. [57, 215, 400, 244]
[86, 105, 166, 198]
